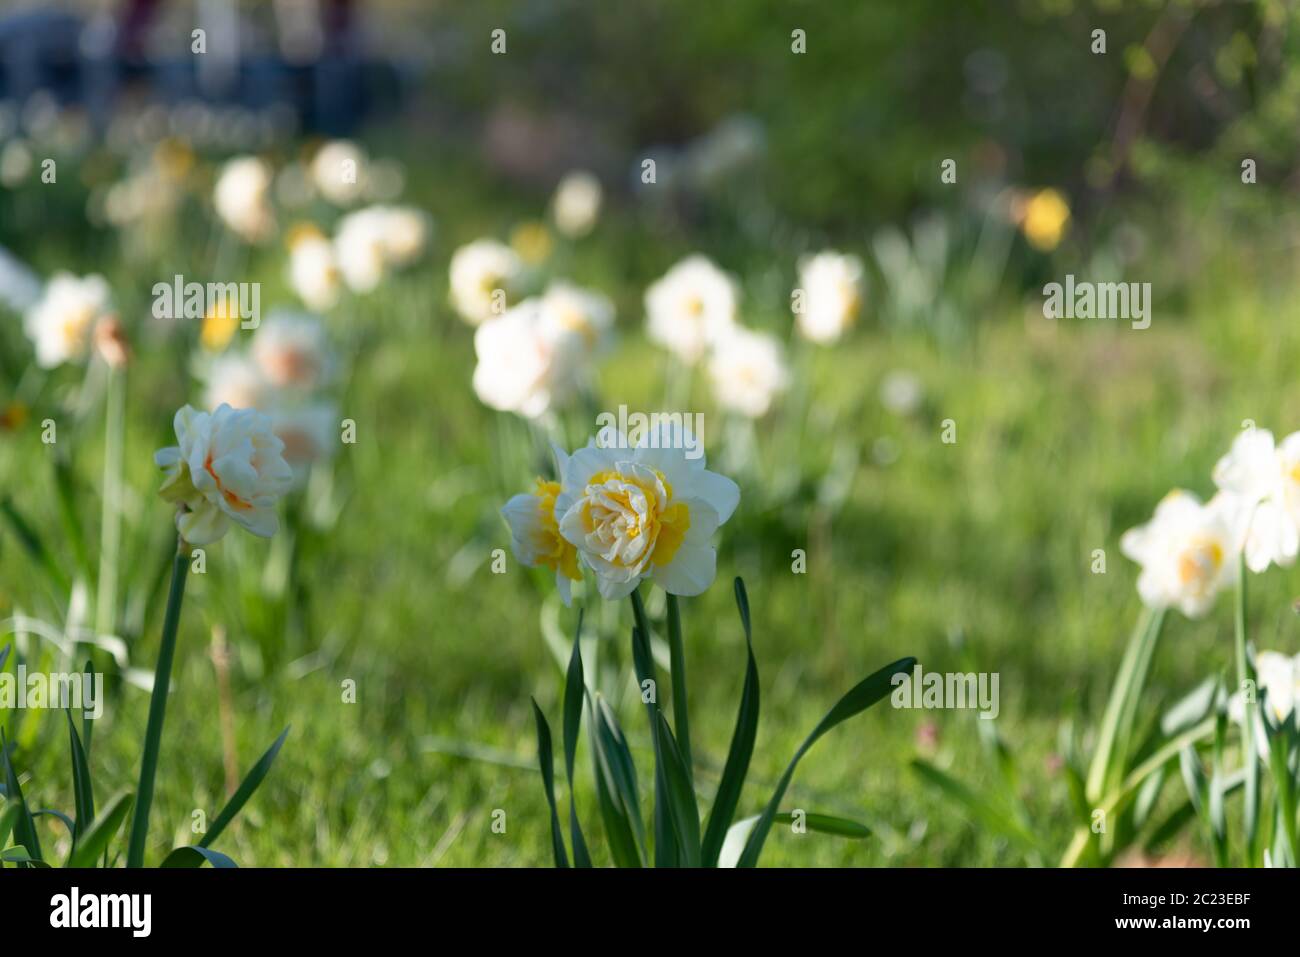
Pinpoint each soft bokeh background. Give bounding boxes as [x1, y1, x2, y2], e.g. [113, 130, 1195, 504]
[3, 0, 1300, 866]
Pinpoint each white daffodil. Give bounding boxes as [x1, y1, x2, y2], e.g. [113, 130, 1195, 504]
[213, 156, 275, 243]
[645, 254, 738, 365]
[23, 272, 113, 368]
[1228, 650, 1300, 757]
[287, 227, 342, 311]
[270, 402, 338, 486]
[554, 424, 740, 599]
[550, 170, 602, 239]
[378, 205, 430, 267]
[201, 352, 271, 412]
[1212, 427, 1300, 572]
[251, 313, 333, 392]
[502, 446, 582, 605]
[310, 139, 367, 206]
[449, 239, 524, 325]
[334, 206, 392, 293]
[154, 404, 294, 545]
[795, 250, 864, 344]
[1120, 490, 1244, 618]
[537, 280, 615, 356]
[707, 326, 790, 418]
[472, 298, 584, 419]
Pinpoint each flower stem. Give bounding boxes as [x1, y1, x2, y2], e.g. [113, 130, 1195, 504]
[95, 364, 125, 637]
[1234, 552, 1260, 863]
[126, 538, 190, 868]
[665, 594, 692, 784]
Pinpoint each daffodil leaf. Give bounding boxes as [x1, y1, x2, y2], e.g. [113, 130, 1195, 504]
[586, 694, 644, 866]
[718, 812, 872, 867]
[531, 698, 569, 868]
[198, 726, 289, 850]
[737, 657, 916, 867]
[67, 791, 133, 869]
[654, 711, 701, 866]
[562, 615, 591, 867]
[702, 578, 761, 867]
[160, 845, 238, 868]
[0, 728, 41, 866]
[66, 709, 95, 845]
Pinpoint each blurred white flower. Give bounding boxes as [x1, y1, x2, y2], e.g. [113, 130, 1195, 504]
[537, 280, 615, 356]
[333, 207, 390, 293]
[554, 424, 740, 599]
[201, 353, 270, 412]
[252, 313, 334, 391]
[707, 326, 789, 418]
[379, 205, 430, 267]
[214, 156, 275, 243]
[155, 403, 294, 545]
[23, 272, 113, 368]
[270, 402, 338, 486]
[550, 170, 602, 239]
[1212, 427, 1300, 573]
[450, 239, 524, 325]
[796, 250, 864, 344]
[1120, 490, 1243, 618]
[880, 370, 923, 415]
[472, 299, 584, 419]
[287, 227, 342, 311]
[1228, 650, 1300, 757]
[644, 254, 738, 364]
[310, 140, 367, 206]
[501, 446, 582, 605]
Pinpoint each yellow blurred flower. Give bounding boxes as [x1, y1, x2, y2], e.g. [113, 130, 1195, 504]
[510, 220, 553, 265]
[1020, 188, 1071, 252]
[154, 138, 194, 182]
[201, 298, 240, 352]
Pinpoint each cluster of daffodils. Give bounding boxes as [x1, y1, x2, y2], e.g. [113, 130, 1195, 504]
[198, 312, 338, 485]
[470, 276, 615, 419]
[502, 425, 740, 602]
[287, 205, 429, 308]
[1121, 426, 1300, 618]
[645, 254, 791, 418]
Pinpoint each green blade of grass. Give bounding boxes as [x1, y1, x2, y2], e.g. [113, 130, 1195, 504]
[68, 791, 133, 868]
[198, 726, 290, 850]
[911, 759, 1041, 852]
[531, 698, 569, 868]
[737, 656, 916, 867]
[702, 578, 761, 866]
[160, 845, 238, 868]
[0, 728, 41, 865]
[0, 496, 71, 596]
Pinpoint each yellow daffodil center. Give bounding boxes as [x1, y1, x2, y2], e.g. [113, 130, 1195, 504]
[534, 479, 581, 581]
[1177, 536, 1223, 589]
[581, 468, 691, 568]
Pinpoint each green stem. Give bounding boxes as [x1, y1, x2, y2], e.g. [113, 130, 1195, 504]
[665, 594, 692, 785]
[95, 366, 125, 637]
[1234, 553, 1260, 863]
[1086, 604, 1164, 802]
[126, 539, 190, 868]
